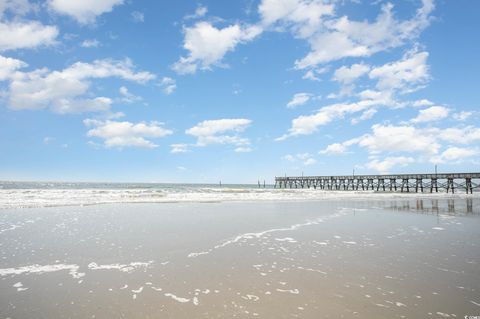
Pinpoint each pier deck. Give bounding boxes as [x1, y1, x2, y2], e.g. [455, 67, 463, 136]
[275, 173, 480, 194]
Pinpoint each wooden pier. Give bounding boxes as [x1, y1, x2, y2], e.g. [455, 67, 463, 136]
[274, 173, 480, 194]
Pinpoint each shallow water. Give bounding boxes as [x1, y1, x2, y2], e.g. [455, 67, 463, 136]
[0, 198, 479, 318]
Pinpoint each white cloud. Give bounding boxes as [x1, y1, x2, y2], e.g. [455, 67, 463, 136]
[333, 63, 370, 84]
[184, 6, 207, 20]
[294, 1, 434, 69]
[84, 119, 172, 149]
[280, 50, 429, 140]
[131, 11, 144, 23]
[259, 0, 334, 38]
[351, 124, 440, 155]
[433, 126, 480, 145]
[6, 58, 155, 113]
[118, 86, 141, 103]
[287, 92, 312, 108]
[366, 156, 415, 174]
[412, 98, 434, 107]
[158, 77, 176, 95]
[277, 99, 382, 140]
[81, 39, 100, 48]
[282, 152, 316, 165]
[0, 21, 58, 51]
[453, 111, 473, 121]
[170, 143, 189, 153]
[369, 50, 430, 93]
[0, 54, 27, 80]
[43, 136, 54, 144]
[351, 108, 377, 125]
[172, 22, 262, 74]
[0, 0, 31, 16]
[48, 0, 124, 24]
[411, 105, 449, 123]
[430, 147, 479, 164]
[322, 122, 480, 168]
[319, 143, 347, 155]
[186, 118, 252, 147]
[234, 147, 252, 153]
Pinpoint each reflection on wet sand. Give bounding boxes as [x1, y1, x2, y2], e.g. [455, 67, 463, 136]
[387, 198, 478, 215]
[0, 198, 479, 318]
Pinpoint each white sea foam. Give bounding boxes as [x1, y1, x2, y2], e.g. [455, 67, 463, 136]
[131, 287, 144, 294]
[0, 261, 151, 280]
[276, 288, 300, 294]
[0, 264, 84, 279]
[188, 209, 347, 258]
[164, 293, 190, 303]
[87, 261, 152, 273]
[1, 185, 474, 209]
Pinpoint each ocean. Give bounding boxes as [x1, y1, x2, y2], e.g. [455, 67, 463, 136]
[1, 181, 478, 209]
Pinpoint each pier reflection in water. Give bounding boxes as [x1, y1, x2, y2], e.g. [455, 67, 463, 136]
[385, 198, 478, 215]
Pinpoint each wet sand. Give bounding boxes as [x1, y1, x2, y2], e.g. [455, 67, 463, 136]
[1, 198, 479, 318]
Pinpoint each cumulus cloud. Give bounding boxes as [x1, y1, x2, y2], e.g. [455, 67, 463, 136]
[0, 0, 31, 16]
[170, 143, 189, 153]
[333, 63, 370, 85]
[158, 77, 176, 95]
[184, 6, 207, 20]
[277, 97, 387, 140]
[81, 39, 100, 48]
[186, 118, 252, 147]
[118, 86, 141, 103]
[321, 124, 480, 169]
[84, 119, 172, 149]
[5, 58, 155, 113]
[369, 50, 430, 93]
[172, 22, 262, 74]
[319, 143, 347, 155]
[411, 105, 449, 123]
[0, 54, 27, 80]
[282, 152, 316, 166]
[294, 1, 434, 69]
[278, 49, 432, 140]
[0, 21, 58, 51]
[259, 0, 334, 38]
[234, 146, 252, 153]
[0, 0, 58, 52]
[412, 99, 434, 107]
[433, 126, 480, 145]
[351, 108, 377, 125]
[366, 156, 415, 174]
[430, 147, 479, 164]
[48, 0, 124, 24]
[453, 111, 473, 121]
[287, 92, 312, 108]
[131, 11, 144, 23]
[350, 124, 440, 155]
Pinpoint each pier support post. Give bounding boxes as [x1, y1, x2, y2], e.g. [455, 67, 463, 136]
[415, 178, 423, 193]
[446, 178, 454, 193]
[430, 178, 438, 193]
[466, 178, 473, 194]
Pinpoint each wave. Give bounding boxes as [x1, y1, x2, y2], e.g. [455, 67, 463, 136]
[0, 186, 477, 209]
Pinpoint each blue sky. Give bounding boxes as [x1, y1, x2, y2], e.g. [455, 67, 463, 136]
[0, 0, 479, 183]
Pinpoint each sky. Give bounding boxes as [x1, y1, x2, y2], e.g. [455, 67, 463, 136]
[0, 0, 479, 183]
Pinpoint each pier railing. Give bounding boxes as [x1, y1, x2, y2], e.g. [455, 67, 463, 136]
[274, 173, 480, 194]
